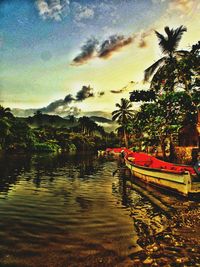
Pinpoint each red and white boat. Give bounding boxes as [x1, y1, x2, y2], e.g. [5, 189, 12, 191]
[107, 148, 200, 196]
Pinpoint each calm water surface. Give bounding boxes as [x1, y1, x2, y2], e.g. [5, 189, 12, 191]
[0, 152, 199, 267]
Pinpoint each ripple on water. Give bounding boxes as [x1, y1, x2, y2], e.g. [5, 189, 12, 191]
[0, 153, 171, 266]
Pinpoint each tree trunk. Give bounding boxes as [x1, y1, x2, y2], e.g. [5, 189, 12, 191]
[169, 135, 177, 162]
[180, 70, 200, 149]
[124, 128, 128, 148]
[160, 136, 167, 160]
[197, 108, 200, 150]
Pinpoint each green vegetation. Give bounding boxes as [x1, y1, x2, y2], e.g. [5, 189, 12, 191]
[112, 98, 135, 147]
[0, 107, 119, 152]
[1, 26, 199, 160]
[114, 26, 199, 161]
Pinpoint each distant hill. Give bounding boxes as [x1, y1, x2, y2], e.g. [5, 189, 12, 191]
[82, 111, 112, 119]
[22, 114, 73, 128]
[12, 109, 117, 132]
[12, 108, 37, 117]
[90, 116, 112, 123]
[12, 108, 113, 121]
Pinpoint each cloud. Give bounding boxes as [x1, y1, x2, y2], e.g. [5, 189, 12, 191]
[152, 0, 166, 3]
[38, 98, 80, 116]
[98, 35, 133, 59]
[110, 81, 137, 94]
[138, 29, 154, 48]
[72, 2, 94, 22]
[110, 89, 124, 94]
[39, 93, 74, 113]
[37, 86, 96, 114]
[41, 102, 81, 116]
[40, 99, 66, 113]
[71, 38, 98, 66]
[64, 94, 74, 103]
[152, 0, 198, 16]
[168, 0, 196, 14]
[35, 0, 70, 21]
[97, 91, 105, 97]
[75, 85, 94, 101]
[71, 34, 134, 66]
[71, 29, 155, 66]
[68, 106, 81, 116]
[39, 88, 90, 113]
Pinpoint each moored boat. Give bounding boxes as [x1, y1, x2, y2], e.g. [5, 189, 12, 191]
[108, 148, 200, 196]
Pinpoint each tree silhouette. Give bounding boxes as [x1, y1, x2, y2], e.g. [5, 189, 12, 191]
[112, 98, 135, 147]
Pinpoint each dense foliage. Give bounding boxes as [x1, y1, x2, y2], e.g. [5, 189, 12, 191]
[112, 98, 135, 147]
[0, 108, 119, 152]
[128, 27, 200, 160]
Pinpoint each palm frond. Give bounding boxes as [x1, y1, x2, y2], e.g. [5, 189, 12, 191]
[155, 26, 187, 55]
[172, 26, 187, 51]
[115, 103, 121, 108]
[144, 57, 166, 81]
[112, 112, 121, 121]
[155, 30, 168, 54]
[175, 50, 189, 57]
[112, 110, 120, 116]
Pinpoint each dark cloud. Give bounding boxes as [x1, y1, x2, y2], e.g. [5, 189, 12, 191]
[110, 89, 124, 94]
[110, 85, 128, 94]
[39, 93, 74, 113]
[138, 39, 147, 48]
[39, 98, 81, 116]
[75, 85, 94, 101]
[98, 91, 105, 97]
[64, 94, 75, 103]
[71, 38, 98, 66]
[138, 29, 154, 49]
[110, 81, 137, 94]
[71, 34, 134, 66]
[98, 35, 133, 58]
[40, 99, 65, 113]
[17, 84, 97, 116]
[68, 106, 81, 116]
[71, 29, 154, 66]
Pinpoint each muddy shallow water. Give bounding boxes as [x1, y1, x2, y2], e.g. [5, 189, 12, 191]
[0, 152, 199, 267]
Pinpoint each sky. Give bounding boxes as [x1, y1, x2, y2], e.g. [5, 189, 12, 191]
[0, 0, 199, 117]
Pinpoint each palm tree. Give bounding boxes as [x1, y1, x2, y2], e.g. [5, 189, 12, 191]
[144, 25, 187, 91]
[145, 28, 200, 149]
[78, 116, 98, 136]
[112, 98, 135, 147]
[0, 105, 13, 119]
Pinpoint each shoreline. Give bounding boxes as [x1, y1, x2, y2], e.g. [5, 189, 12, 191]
[130, 202, 200, 266]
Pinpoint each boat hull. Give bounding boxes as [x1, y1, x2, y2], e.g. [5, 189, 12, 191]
[125, 158, 194, 196]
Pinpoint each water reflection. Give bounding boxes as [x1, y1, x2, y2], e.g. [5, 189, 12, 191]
[1, 152, 197, 266]
[0, 153, 32, 196]
[0, 152, 140, 266]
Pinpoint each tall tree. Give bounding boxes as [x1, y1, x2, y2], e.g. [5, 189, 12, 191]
[144, 26, 200, 150]
[112, 98, 135, 147]
[144, 25, 187, 92]
[131, 92, 196, 159]
[0, 105, 13, 119]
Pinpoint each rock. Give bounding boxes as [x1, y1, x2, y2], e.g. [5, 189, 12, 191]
[176, 257, 189, 264]
[143, 257, 153, 265]
[151, 262, 158, 267]
[132, 259, 141, 265]
[157, 257, 170, 266]
[146, 243, 159, 252]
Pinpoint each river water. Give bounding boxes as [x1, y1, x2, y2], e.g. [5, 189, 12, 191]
[0, 152, 199, 267]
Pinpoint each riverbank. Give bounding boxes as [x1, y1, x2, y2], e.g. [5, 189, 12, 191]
[130, 201, 200, 266]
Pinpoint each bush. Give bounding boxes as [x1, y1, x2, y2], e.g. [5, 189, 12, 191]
[32, 142, 61, 152]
